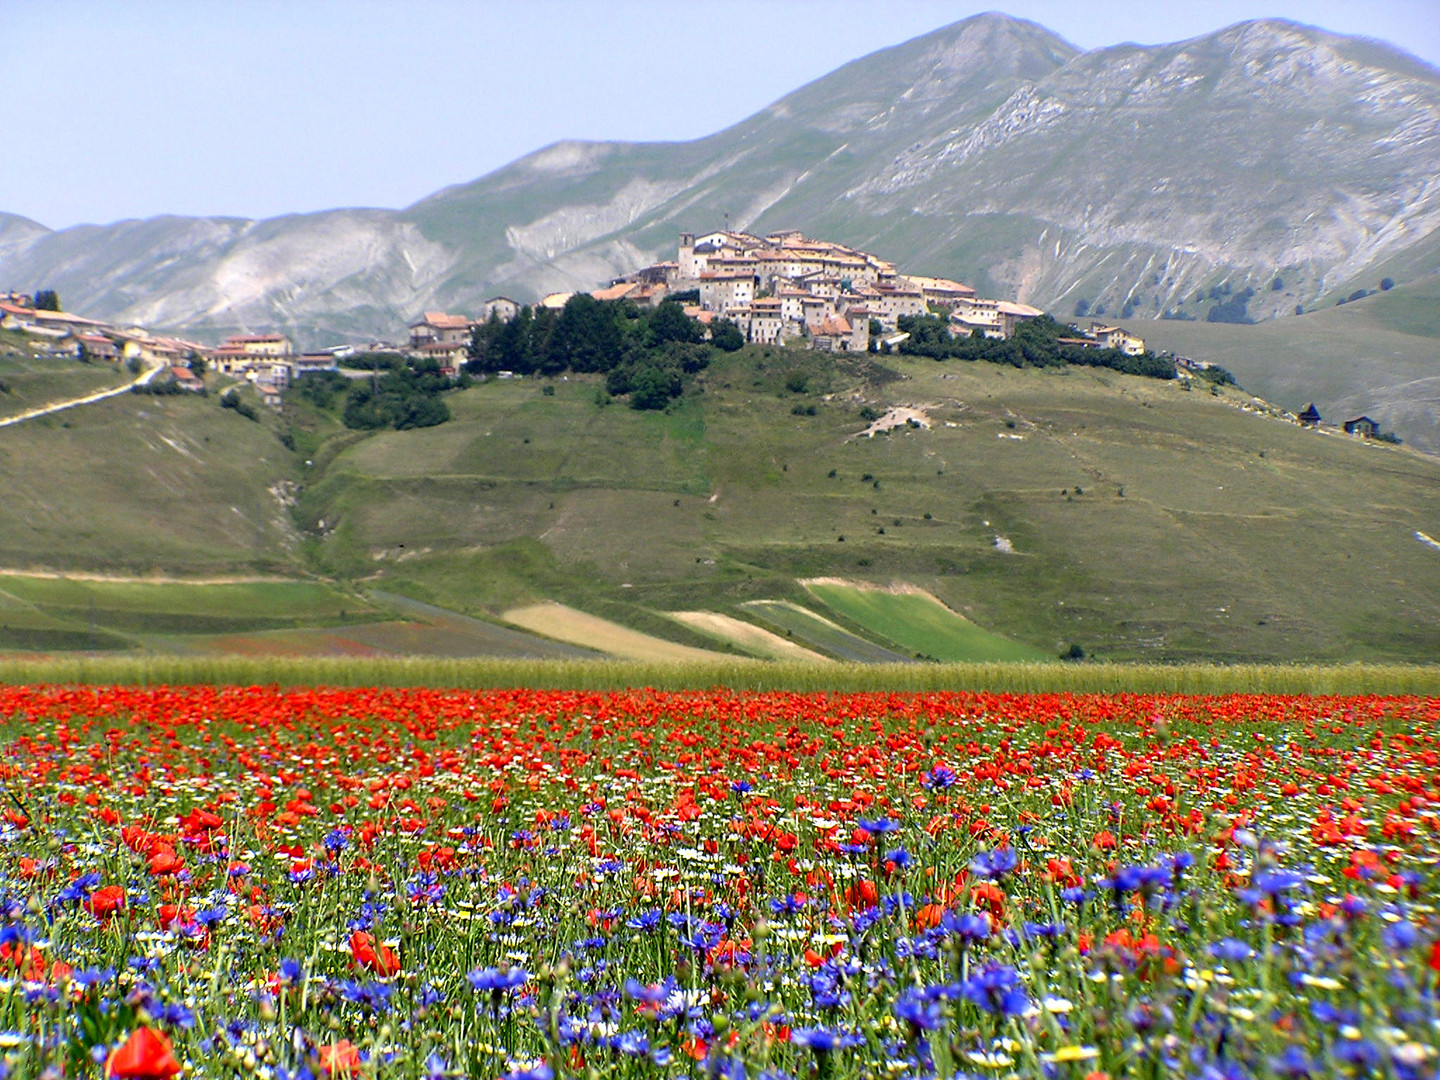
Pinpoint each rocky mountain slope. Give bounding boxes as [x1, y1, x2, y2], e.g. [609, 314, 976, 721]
[2, 15, 1437, 346]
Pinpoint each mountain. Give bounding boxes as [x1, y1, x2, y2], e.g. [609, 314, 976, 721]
[2, 14, 1438, 346]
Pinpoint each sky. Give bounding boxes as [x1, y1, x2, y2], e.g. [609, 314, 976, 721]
[3, 0, 1437, 230]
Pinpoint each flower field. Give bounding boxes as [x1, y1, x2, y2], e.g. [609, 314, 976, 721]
[0, 685, 1438, 1078]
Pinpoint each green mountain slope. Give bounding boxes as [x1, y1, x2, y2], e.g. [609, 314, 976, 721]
[1130, 274, 1440, 454]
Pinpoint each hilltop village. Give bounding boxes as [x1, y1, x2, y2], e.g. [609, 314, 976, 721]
[423, 229, 1147, 362]
[0, 230, 1390, 440]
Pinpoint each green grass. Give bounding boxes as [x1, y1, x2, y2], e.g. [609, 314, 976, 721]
[802, 580, 1053, 662]
[0, 576, 377, 637]
[0, 655, 1436, 695]
[0, 354, 129, 419]
[0, 390, 299, 574]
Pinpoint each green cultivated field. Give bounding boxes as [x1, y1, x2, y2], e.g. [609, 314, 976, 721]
[802, 580, 1051, 662]
[742, 600, 914, 663]
[1, 340, 1438, 663]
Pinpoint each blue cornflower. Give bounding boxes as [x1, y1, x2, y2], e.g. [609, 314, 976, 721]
[615, 1030, 650, 1057]
[1208, 938, 1255, 962]
[857, 817, 900, 836]
[626, 909, 661, 932]
[942, 911, 991, 944]
[961, 963, 1029, 1016]
[792, 1026, 859, 1053]
[468, 967, 528, 994]
[885, 847, 913, 869]
[922, 766, 957, 790]
[1268, 1046, 1319, 1078]
[968, 848, 1018, 881]
[894, 990, 944, 1032]
[1383, 921, 1421, 954]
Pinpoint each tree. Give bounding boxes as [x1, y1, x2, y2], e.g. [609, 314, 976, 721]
[628, 363, 680, 410]
[1380, 277, 1395, 291]
[546, 293, 623, 374]
[466, 311, 505, 374]
[494, 307, 536, 374]
[32, 289, 60, 311]
[710, 318, 744, 352]
[647, 301, 704, 346]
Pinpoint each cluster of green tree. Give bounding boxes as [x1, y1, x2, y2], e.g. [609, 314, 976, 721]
[32, 290, 60, 312]
[292, 369, 351, 410]
[1194, 364, 1238, 388]
[896, 314, 1176, 380]
[130, 379, 204, 397]
[1207, 286, 1255, 324]
[1336, 280, 1394, 305]
[219, 388, 260, 421]
[467, 297, 739, 409]
[340, 359, 453, 430]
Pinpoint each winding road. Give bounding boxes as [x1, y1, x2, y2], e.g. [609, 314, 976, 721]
[0, 359, 163, 429]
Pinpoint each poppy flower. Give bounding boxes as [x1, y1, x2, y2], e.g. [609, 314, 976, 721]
[350, 930, 400, 976]
[317, 1040, 362, 1075]
[106, 1027, 182, 1079]
[86, 885, 126, 919]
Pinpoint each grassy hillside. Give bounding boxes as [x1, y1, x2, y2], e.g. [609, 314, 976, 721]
[299, 347, 1440, 663]
[1129, 274, 1440, 454]
[0, 349, 129, 421]
[0, 388, 299, 573]
[1, 343, 1437, 662]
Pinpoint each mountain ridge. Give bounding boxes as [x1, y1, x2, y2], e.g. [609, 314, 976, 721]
[2, 13, 1437, 347]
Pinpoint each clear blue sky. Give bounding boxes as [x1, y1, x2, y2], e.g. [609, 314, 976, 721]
[4, 0, 1436, 229]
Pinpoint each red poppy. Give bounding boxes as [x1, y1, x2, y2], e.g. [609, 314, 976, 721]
[106, 1027, 182, 1079]
[317, 1040, 362, 1075]
[349, 930, 400, 976]
[86, 885, 126, 919]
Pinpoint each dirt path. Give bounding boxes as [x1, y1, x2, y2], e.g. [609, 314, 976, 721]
[0, 568, 297, 585]
[0, 359, 163, 429]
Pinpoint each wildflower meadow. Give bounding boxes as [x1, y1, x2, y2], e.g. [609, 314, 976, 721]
[0, 684, 1437, 1078]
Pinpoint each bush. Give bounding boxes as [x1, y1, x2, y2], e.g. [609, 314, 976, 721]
[219, 388, 259, 421]
[343, 363, 452, 431]
[292, 370, 350, 410]
[1380, 278, 1395, 291]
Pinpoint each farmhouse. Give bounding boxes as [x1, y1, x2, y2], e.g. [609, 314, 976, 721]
[1298, 403, 1323, 427]
[1090, 324, 1146, 355]
[408, 312, 470, 349]
[1343, 415, 1379, 437]
[169, 366, 204, 392]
